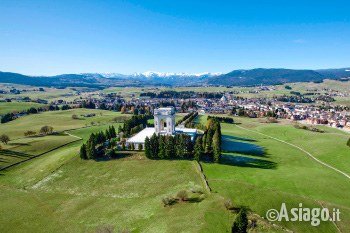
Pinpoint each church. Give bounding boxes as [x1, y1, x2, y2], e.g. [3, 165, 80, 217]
[126, 107, 197, 150]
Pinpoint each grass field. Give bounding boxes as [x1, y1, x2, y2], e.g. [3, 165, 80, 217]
[1, 111, 349, 232]
[0, 133, 78, 170]
[0, 123, 235, 233]
[196, 115, 350, 232]
[0, 102, 46, 115]
[0, 109, 127, 139]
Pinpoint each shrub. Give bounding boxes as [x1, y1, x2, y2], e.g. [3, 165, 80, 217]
[24, 130, 36, 137]
[176, 190, 187, 201]
[162, 196, 176, 207]
[232, 207, 248, 233]
[40, 126, 53, 134]
[190, 188, 203, 194]
[301, 126, 308, 130]
[110, 149, 117, 158]
[0, 134, 10, 144]
[224, 199, 234, 210]
[347, 138, 350, 148]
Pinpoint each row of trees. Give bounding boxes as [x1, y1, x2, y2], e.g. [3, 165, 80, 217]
[202, 117, 222, 162]
[123, 115, 148, 137]
[1, 105, 72, 124]
[175, 112, 196, 126]
[80, 125, 116, 160]
[207, 115, 234, 124]
[184, 112, 199, 128]
[144, 133, 193, 159]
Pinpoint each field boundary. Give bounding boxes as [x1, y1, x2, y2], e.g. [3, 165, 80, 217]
[194, 161, 211, 194]
[234, 124, 350, 180]
[0, 136, 82, 172]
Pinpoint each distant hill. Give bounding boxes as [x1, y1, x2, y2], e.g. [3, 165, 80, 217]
[315, 68, 350, 79]
[0, 68, 349, 87]
[206, 68, 324, 86]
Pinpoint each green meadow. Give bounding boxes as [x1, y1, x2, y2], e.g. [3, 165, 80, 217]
[0, 108, 349, 232]
[195, 115, 350, 232]
[0, 102, 46, 115]
[0, 124, 233, 233]
[0, 109, 127, 139]
[0, 133, 78, 170]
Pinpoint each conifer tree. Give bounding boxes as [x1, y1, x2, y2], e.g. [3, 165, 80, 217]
[194, 136, 203, 161]
[144, 137, 151, 157]
[213, 129, 221, 163]
[232, 208, 248, 233]
[86, 141, 97, 159]
[138, 143, 143, 151]
[80, 144, 87, 159]
[158, 135, 165, 158]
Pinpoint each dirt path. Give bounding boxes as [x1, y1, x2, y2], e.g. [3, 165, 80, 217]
[235, 124, 350, 180]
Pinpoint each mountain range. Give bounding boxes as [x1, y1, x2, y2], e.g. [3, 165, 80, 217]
[0, 68, 349, 88]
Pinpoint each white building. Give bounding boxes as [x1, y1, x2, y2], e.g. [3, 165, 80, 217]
[126, 107, 197, 149]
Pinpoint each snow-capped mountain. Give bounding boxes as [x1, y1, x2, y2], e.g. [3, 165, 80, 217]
[80, 71, 223, 85]
[131, 71, 222, 79]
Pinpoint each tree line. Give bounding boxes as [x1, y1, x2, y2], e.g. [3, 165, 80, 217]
[144, 133, 193, 159]
[1, 105, 72, 124]
[80, 125, 117, 160]
[122, 115, 148, 137]
[175, 112, 196, 126]
[201, 117, 222, 162]
[207, 115, 234, 124]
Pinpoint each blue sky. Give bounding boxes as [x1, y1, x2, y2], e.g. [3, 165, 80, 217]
[0, 0, 349, 75]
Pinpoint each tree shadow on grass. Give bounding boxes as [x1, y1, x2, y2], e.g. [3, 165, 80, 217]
[0, 150, 33, 159]
[220, 154, 277, 169]
[7, 142, 30, 146]
[223, 135, 256, 142]
[222, 137, 266, 157]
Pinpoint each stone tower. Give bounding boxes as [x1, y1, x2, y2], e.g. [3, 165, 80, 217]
[154, 107, 175, 135]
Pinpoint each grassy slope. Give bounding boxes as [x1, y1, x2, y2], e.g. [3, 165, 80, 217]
[197, 115, 349, 232]
[0, 133, 78, 169]
[0, 109, 126, 139]
[0, 102, 46, 115]
[0, 124, 232, 232]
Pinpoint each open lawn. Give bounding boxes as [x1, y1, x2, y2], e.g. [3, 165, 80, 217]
[197, 115, 350, 232]
[0, 102, 46, 115]
[0, 109, 128, 139]
[0, 123, 231, 232]
[0, 133, 78, 170]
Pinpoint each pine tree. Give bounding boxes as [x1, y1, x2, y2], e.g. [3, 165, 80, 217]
[80, 144, 87, 159]
[128, 143, 132, 150]
[194, 136, 203, 161]
[122, 142, 126, 150]
[158, 135, 165, 158]
[213, 129, 221, 163]
[144, 137, 151, 158]
[178, 134, 186, 158]
[86, 141, 97, 159]
[232, 208, 248, 233]
[138, 143, 143, 151]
